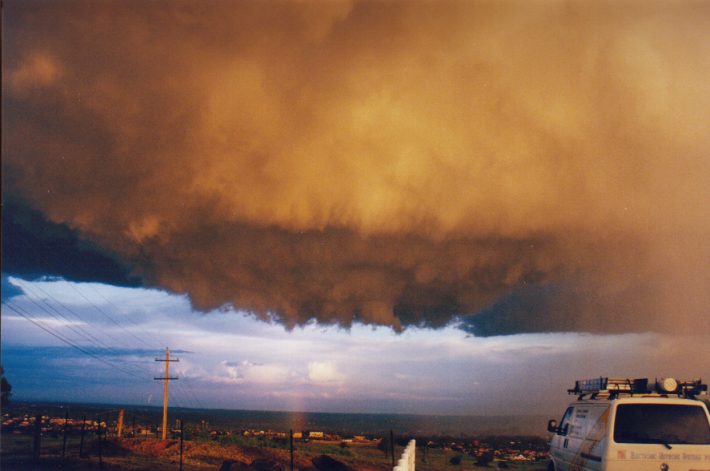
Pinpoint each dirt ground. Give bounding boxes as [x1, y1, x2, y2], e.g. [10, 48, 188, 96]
[1, 434, 546, 471]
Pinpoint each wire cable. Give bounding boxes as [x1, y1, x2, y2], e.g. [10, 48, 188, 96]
[12, 283, 126, 356]
[17, 281, 168, 378]
[5, 291, 158, 378]
[7, 278, 207, 409]
[64, 280, 159, 350]
[83, 282, 165, 349]
[3, 301, 147, 381]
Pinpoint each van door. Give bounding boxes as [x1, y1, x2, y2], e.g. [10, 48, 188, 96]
[567, 405, 609, 471]
[551, 406, 575, 470]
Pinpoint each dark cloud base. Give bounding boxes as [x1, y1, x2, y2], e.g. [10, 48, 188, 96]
[459, 278, 665, 337]
[2, 198, 142, 288]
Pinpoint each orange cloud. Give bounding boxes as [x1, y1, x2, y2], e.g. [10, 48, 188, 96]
[3, 0, 709, 334]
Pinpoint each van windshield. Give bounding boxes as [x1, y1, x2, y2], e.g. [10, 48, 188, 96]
[614, 404, 710, 445]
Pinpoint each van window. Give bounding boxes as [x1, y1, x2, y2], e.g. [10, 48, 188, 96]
[614, 404, 710, 445]
[559, 407, 574, 435]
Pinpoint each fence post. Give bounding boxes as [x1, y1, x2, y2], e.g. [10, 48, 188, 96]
[98, 421, 104, 471]
[290, 429, 294, 471]
[79, 415, 86, 458]
[179, 419, 184, 471]
[32, 414, 42, 464]
[117, 409, 124, 438]
[62, 410, 69, 458]
[390, 430, 395, 468]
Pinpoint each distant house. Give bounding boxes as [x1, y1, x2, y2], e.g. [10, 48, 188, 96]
[308, 431, 324, 439]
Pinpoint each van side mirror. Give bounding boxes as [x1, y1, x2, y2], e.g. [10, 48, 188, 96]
[547, 419, 558, 433]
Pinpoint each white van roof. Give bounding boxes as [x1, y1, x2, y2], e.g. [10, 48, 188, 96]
[571, 396, 706, 406]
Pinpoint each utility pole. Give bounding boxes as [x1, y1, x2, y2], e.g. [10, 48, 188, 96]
[154, 347, 179, 440]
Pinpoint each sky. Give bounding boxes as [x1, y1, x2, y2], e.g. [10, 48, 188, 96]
[2, 0, 709, 417]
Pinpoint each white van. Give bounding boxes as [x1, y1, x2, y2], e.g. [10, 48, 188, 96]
[547, 377, 710, 471]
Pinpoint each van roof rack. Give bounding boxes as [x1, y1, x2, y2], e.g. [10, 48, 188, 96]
[568, 377, 707, 400]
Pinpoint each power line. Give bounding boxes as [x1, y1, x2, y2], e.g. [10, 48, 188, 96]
[2, 301, 147, 381]
[174, 380, 206, 410]
[4, 289, 161, 379]
[72, 285, 207, 406]
[23, 286, 126, 349]
[11, 284, 157, 378]
[64, 281, 159, 350]
[12, 283, 126, 356]
[83, 282, 165, 349]
[7, 278, 208, 409]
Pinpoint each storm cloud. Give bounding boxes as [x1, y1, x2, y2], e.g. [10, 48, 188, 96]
[3, 0, 709, 334]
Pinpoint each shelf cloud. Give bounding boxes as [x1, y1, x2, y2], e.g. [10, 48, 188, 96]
[3, 0, 709, 335]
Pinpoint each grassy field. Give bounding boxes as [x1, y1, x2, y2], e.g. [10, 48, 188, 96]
[2, 403, 551, 469]
[2, 433, 548, 470]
